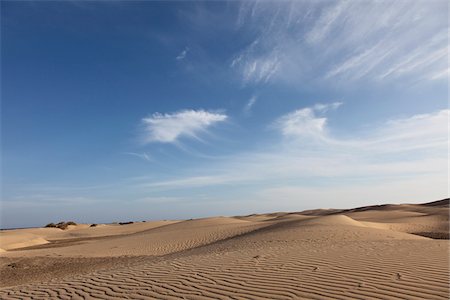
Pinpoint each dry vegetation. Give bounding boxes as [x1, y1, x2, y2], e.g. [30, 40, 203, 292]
[44, 221, 77, 230]
[118, 221, 134, 225]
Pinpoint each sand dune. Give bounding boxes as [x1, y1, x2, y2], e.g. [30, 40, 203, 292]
[295, 214, 367, 227]
[1, 232, 50, 251]
[0, 220, 179, 252]
[0, 199, 448, 299]
[2, 217, 265, 258]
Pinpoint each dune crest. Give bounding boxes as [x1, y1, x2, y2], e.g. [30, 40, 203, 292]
[298, 214, 366, 227]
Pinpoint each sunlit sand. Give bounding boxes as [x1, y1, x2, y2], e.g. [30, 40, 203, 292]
[1, 199, 448, 299]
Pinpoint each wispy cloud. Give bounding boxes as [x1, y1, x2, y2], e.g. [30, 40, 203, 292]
[305, 0, 350, 45]
[136, 105, 448, 205]
[362, 110, 449, 154]
[176, 46, 189, 60]
[141, 109, 227, 144]
[430, 68, 449, 81]
[376, 33, 448, 81]
[274, 103, 448, 155]
[231, 40, 280, 85]
[139, 175, 239, 190]
[232, 1, 448, 85]
[8, 105, 447, 221]
[124, 152, 153, 162]
[274, 102, 341, 140]
[243, 95, 258, 114]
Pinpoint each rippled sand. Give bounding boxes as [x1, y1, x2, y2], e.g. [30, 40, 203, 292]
[1, 199, 448, 299]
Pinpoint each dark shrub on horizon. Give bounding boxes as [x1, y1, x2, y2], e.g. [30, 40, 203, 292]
[119, 221, 134, 225]
[44, 221, 77, 230]
[58, 223, 69, 230]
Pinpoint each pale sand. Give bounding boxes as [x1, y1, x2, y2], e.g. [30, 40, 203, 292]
[0, 199, 448, 299]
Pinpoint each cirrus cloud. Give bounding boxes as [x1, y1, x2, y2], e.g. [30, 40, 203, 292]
[232, 1, 448, 86]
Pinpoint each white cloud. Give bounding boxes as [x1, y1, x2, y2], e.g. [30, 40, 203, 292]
[176, 47, 189, 60]
[313, 102, 342, 112]
[273, 102, 448, 156]
[275, 108, 326, 139]
[325, 40, 396, 80]
[140, 175, 239, 190]
[12, 106, 447, 220]
[124, 152, 153, 162]
[141, 109, 227, 144]
[377, 37, 448, 81]
[244, 56, 279, 84]
[305, 0, 350, 45]
[362, 110, 449, 153]
[231, 43, 280, 85]
[430, 68, 449, 81]
[243, 95, 258, 114]
[232, 1, 448, 85]
[274, 102, 341, 139]
[135, 105, 448, 205]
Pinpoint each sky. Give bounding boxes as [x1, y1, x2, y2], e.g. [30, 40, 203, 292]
[1, 0, 448, 228]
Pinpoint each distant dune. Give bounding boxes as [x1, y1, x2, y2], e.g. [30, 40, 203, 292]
[1, 199, 449, 299]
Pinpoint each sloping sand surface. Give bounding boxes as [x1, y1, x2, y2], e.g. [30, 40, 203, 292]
[0, 199, 448, 299]
[17, 220, 178, 240]
[0, 221, 178, 251]
[267, 213, 314, 222]
[296, 214, 367, 227]
[347, 203, 449, 238]
[2, 217, 266, 258]
[0, 233, 50, 251]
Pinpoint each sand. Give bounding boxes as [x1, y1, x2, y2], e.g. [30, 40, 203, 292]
[0, 199, 448, 299]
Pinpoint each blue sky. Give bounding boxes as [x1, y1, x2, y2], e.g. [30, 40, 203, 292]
[1, 0, 448, 228]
